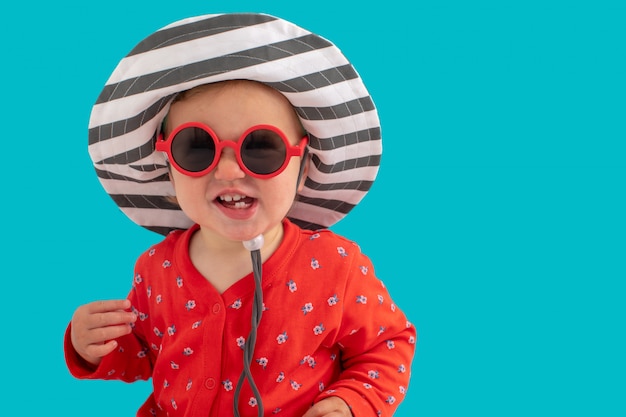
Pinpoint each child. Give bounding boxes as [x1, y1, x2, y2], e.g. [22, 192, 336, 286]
[65, 13, 416, 417]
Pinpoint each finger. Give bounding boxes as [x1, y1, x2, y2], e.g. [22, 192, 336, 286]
[86, 310, 137, 330]
[83, 339, 120, 362]
[86, 323, 134, 346]
[86, 299, 132, 314]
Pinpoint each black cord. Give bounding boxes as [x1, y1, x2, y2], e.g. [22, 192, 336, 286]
[233, 248, 264, 417]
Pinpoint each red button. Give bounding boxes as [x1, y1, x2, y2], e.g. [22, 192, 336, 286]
[212, 303, 221, 314]
[205, 377, 216, 389]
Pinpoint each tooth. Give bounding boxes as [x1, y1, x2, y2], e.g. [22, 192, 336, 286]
[221, 195, 233, 202]
[235, 202, 246, 209]
[232, 195, 242, 201]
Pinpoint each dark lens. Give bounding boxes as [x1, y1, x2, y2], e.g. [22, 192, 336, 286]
[241, 129, 286, 175]
[171, 127, 216, 172]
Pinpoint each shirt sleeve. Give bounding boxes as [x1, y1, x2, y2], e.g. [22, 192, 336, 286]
[314, 245, 417, 416]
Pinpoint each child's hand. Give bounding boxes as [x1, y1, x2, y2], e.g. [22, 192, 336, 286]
[302, 397, 352, 417]
[70, 299, 137, 367]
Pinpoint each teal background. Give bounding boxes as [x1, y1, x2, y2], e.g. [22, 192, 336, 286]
[2, 1, 624, 416]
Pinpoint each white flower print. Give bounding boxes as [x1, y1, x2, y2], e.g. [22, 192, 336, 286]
[183, 347, 193, 356]
[248, 397, 258, 407]
[290, 380, 302, 391]
[222, 379, 233, 391]
[311, 258, 321, 269]
[167, 325, 176, 336]
[186, 379, 193, 391]
[156, 294, 163, 304]
[276, 332, 288, 344]
[377, 294, 384, 304]
[276, 372, 285, 383]
[185, 300, 196, 311]
[192, 320, 202, 329]
[256, 357, 268, 369]
[300, 355, 317, 368]
[327, 294, 339, 306]
[301, 302, 313, 315]
[359, 265, 368, 275]
[386, 396, 396, 405]
[237, 336, 246, 349]
[356, 295, 367, 304]
[287, 280, 297, 292]
[368, 370, 380, 379]
[386, 340, 396, 349]
[398, 364, 406, 373]
[399, 385, 407, 394]
[337, 246, 348, 257]
[149, 248, 156, 256]
[162, 260, 171, 268]
[134, 274, 143, 285]
[170, 361, 179, 370]
[176, 276, 183, 288]
[310, 233, 320, 240]
[313, 323, 325, 335]
[231, 299, 242, 309]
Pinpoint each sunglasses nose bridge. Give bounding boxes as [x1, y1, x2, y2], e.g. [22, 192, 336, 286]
[212, 140, 246, 179]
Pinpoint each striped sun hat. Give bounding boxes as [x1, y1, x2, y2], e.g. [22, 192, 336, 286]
[88, 13, 381, 235]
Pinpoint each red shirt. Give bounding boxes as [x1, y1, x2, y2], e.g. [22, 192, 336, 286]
[65, 219, 416, 416]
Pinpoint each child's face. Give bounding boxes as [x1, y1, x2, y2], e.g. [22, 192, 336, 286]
[165, 80, 307, 244]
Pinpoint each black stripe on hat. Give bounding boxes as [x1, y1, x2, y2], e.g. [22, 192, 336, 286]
[127, 14, 278, 56]
[265, 64, 359, 93]
[94, 167, 170, 183]
[303, 177, 374, 192]
[295, 196, 355, 214]
[92, 136, 159, 166]
[96, 34, 333, 104]
[288, 218, 325, 231]
[307, 127, 381, 150]
[110, 194, 180, 210]
[296, 97, 376, 121]
[311, 154, 382, 174]
[89, 95, 174, 145]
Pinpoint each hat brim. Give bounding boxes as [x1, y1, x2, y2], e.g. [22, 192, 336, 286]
[89, 13, 381, 235]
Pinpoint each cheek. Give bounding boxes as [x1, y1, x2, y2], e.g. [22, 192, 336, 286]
[170, 173, 204, 204]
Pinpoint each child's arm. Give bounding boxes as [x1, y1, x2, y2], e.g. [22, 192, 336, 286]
[315, 250, 417, 417]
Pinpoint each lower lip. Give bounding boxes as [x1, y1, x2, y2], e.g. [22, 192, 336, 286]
[214, 199, 258, 220]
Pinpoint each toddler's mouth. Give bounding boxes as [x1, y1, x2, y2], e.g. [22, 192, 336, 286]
[217, 194, 254, 209]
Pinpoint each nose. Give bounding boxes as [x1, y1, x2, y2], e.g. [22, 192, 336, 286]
[213, 146, 246, 181]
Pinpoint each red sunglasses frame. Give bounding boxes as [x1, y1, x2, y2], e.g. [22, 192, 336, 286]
[156, 122, 308, 179]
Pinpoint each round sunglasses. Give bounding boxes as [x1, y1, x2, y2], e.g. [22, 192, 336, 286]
[156, 122, 309, 179]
